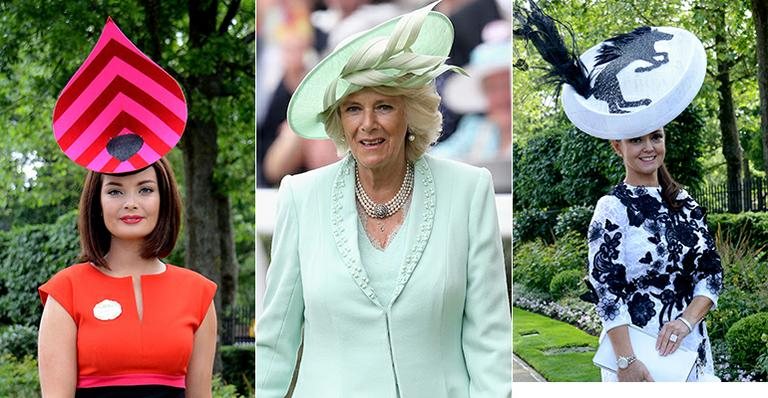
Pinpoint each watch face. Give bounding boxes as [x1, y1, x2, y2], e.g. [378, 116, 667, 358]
[618, 357, 629, 369]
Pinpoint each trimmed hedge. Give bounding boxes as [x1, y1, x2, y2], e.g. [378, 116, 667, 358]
[725, 312, 768, 369]
[707, 212, 768, 250]
[0, 354, 38, 397]
[549, 269, 584, 300]
[0, 325, 37, 359]
[0, 211, 80, 326]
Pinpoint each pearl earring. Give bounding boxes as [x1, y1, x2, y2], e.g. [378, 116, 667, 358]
[408, 134, 415, 142]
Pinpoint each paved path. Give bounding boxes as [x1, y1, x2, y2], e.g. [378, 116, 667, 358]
[512, 354, 546, 382]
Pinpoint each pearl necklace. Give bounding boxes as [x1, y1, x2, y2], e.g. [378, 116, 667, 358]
[355, 162, 414, 219]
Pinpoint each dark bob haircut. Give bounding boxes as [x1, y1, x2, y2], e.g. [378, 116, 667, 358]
[78, 157, 182, 268]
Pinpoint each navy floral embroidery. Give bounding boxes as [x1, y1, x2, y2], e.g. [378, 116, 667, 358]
[627, 292, 656, 327]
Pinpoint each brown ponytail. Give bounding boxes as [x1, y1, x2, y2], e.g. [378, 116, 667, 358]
[658, 163, 683, 211]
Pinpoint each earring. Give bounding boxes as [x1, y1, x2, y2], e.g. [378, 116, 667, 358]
[408, 134, 415, 142]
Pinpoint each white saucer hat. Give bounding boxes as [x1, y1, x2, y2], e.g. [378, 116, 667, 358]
[562, 26, 706, 140]
[516, 2, 706, 140]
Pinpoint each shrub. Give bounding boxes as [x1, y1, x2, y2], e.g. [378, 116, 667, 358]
[514, 232, 587, 295]
[708, 288, 768, 339]
[0, 354, 39, 397]
[556, 128, 623, 207]
[0, 324, 37, 359]
[221, 345, 255, 397]
[513, 130, 566, 210]
[554, 205, 594, 238]
[549, 269, 584, 300]
[725, 312, 768, 370]
[513, 208, 558, 245]
[704, 226, 768, 339]
[713, 225, 768, 293]
[0, 210, 80, 326]
[708, 212, 768, 252]
[758, 334, 768, 376]
[213, 374, 248, 398]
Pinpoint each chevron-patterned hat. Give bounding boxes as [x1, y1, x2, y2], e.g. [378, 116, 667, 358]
[53, 17, 187, 173]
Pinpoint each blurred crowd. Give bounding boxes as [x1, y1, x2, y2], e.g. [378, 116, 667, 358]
[256, 0, 511, 192]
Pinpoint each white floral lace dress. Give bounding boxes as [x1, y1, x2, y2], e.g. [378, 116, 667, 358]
[585, 183, 723, 381]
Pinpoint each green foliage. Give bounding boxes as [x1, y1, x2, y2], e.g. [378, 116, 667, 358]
[713, 225, 768, 293]
[0, 210, 79, 326]
[0, 324, 38, 359]
[662, 105, 707, 191]
[514, 232, 587, 295]
[725, 312, 768, 370]
[513, 208, 558, 245]
[512, 130, 565, 210]
[221, 345, 255, 397]
[549, 269, 585, 301]
[213, 374, 248, 398]
[556, 129, 623, 207]
[757, 334, 768, 375]
[708, 212, 768, 252]
[707, 288, 768, 340]
[706, 225, 768, 339]
[0, 354, 39, 397]
[554, 205, 595, 238]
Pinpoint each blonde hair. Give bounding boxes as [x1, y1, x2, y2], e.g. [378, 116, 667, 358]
[323, 84, 443, 162]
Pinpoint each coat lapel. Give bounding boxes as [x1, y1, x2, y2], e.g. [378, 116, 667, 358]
[331, 155, 382, 307]
[389, 156, 435, 307]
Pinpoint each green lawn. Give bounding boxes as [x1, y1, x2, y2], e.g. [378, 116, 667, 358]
[513, 307, 601, 382]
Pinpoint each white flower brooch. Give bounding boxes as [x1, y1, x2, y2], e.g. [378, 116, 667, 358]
[93, 299, 122, 321]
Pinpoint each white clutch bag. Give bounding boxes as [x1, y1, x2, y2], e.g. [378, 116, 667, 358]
[593, 324, 698, 382]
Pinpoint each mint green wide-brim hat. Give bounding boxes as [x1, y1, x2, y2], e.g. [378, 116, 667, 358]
[287, 1, 460, 139]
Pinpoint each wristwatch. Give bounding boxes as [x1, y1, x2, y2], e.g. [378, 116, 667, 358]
[617, 355, 636, 370]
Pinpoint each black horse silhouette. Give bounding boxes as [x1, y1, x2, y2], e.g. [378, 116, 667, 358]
[589, 27, 674, 114]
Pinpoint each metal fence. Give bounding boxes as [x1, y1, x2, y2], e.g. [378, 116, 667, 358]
[692, 177, 768, 214]
[220, 306, 255, 345]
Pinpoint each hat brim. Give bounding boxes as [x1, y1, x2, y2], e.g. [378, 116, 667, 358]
[287, 11, 454, 139]
[561, 27, 706, 140]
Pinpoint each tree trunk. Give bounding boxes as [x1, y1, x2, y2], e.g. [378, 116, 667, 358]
[181, 115, 223, 373]
[752, 0, 768, 174]
[217, 194, 239, 311]
[714, 8, 743, 213]
[183, 0, 239, 373]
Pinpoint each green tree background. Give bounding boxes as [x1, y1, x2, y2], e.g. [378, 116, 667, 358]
[0, 0, 255, 374]
[514, 0, 763, 211]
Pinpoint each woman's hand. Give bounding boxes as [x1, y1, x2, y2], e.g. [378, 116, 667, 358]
[655, 319, 690, 356]
[617, 359, 654, 382]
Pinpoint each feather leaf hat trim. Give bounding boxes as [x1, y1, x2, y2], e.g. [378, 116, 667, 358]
[288, 1, 464, 139]
[53, 17, 187, 173]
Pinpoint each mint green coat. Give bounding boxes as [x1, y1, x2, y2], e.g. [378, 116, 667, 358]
[257, 154, 511, 398]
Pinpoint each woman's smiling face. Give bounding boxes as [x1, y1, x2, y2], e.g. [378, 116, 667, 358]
[340, 88, 408, 174]
[611, 128, 666, 186]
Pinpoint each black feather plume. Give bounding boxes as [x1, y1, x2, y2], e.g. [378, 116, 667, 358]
[513, 0, 592, 98]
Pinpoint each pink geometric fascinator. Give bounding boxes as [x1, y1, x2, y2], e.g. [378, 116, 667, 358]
[52, 17, 187, 173]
